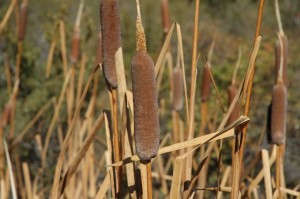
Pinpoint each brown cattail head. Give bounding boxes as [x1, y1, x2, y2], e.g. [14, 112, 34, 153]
[173, 67, 183, 111]
[161, 0, 170, 35]
[227, 84, 240, 125]
[100, 0, 121, 88]
[95, 32, 102, 66]
[131, 52, 160, 161]
[18, 1, 28, 41]
[271, 82, 287, 145]
[70, 28, 81, 63]
[275, 33, 288, 86]
[201, 63, 211, 102]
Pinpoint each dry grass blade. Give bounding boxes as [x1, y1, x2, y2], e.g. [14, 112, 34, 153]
[10, 97, 54, 150]
[169, 158, 184, 199]
[50, 66, 99, 199]
[59, 20, 68, 76]
[202, 54, 226, 113]
[111, 115, 249, 167]
[95, 173, 110, 199]
[183, 157, 208, 199]
[0, 0, 17, 32]
[22, 163, 33, 199]
[45, 37, 56, 78]
[59, 113, 104, 196]
[41, 69, 72, 167]
[262, 149, 272, 198]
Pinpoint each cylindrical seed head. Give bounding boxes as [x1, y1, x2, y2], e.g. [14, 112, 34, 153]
[201, 64, 211, 102]
[95, 32, 102, 66]
[131, 52, 160, 161]
[70, 28, 80, 63]
[100, 0, 121, 88]
[227, 84, 240, 125]
[271, 82, 287, 145]
[275, 34, 288, 86]
[173, 67, 183, 111]
[18, 1, 28, 41]
[161, 0, 170, 35]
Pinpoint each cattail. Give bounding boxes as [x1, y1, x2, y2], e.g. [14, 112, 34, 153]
[95, 32, 102, 66]
[227, 84, 240, 125]
[173, 67, 183, 111]
[131, 9, 159, 161]
[271, 82, 287, 145]
[100, 0, 121, 88]
[201, 63, 211, 102]
[161, 0, 170, 36]
[18, 0, 28, 41]
[70, 28, 80, 63]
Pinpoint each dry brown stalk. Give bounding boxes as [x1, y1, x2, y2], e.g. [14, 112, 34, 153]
[185, 0, 200, 191]
[45, 37, 56, 78]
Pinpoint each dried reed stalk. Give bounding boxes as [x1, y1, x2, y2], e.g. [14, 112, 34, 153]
[100, 0, 121, 88]
[59, 20, 68, 76]
[185, 0, 200, 190]
[45, 37, 56, 78]
[0, 0, 17, 32]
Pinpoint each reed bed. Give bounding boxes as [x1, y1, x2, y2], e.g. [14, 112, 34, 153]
[0, 0, 298, 198]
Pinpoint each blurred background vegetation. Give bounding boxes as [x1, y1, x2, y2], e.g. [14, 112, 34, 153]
[1, 0, 299, 190]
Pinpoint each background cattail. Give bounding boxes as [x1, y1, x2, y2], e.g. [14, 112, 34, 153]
[131, 11, 159, 161]
[18, 0, 28, 41]
[70, 28, 80, 63]
[100, 0, 121, 88]
[201, 63, 211, 102]
[173, 67, 183, 111]
[227, 84, 240, 125]
[161, 0, 170, 36]
[271, 82, 287, 145]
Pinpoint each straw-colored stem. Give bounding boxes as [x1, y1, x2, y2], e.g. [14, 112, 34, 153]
[185, 0, 200, 187]
[59, 20, 68, 77]
[239, 0, 265, 187]
[110, 89, 121, 194]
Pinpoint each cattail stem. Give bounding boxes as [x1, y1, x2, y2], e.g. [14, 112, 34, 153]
[276, 32, 284, 84]
[275, 0, 284, 34]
